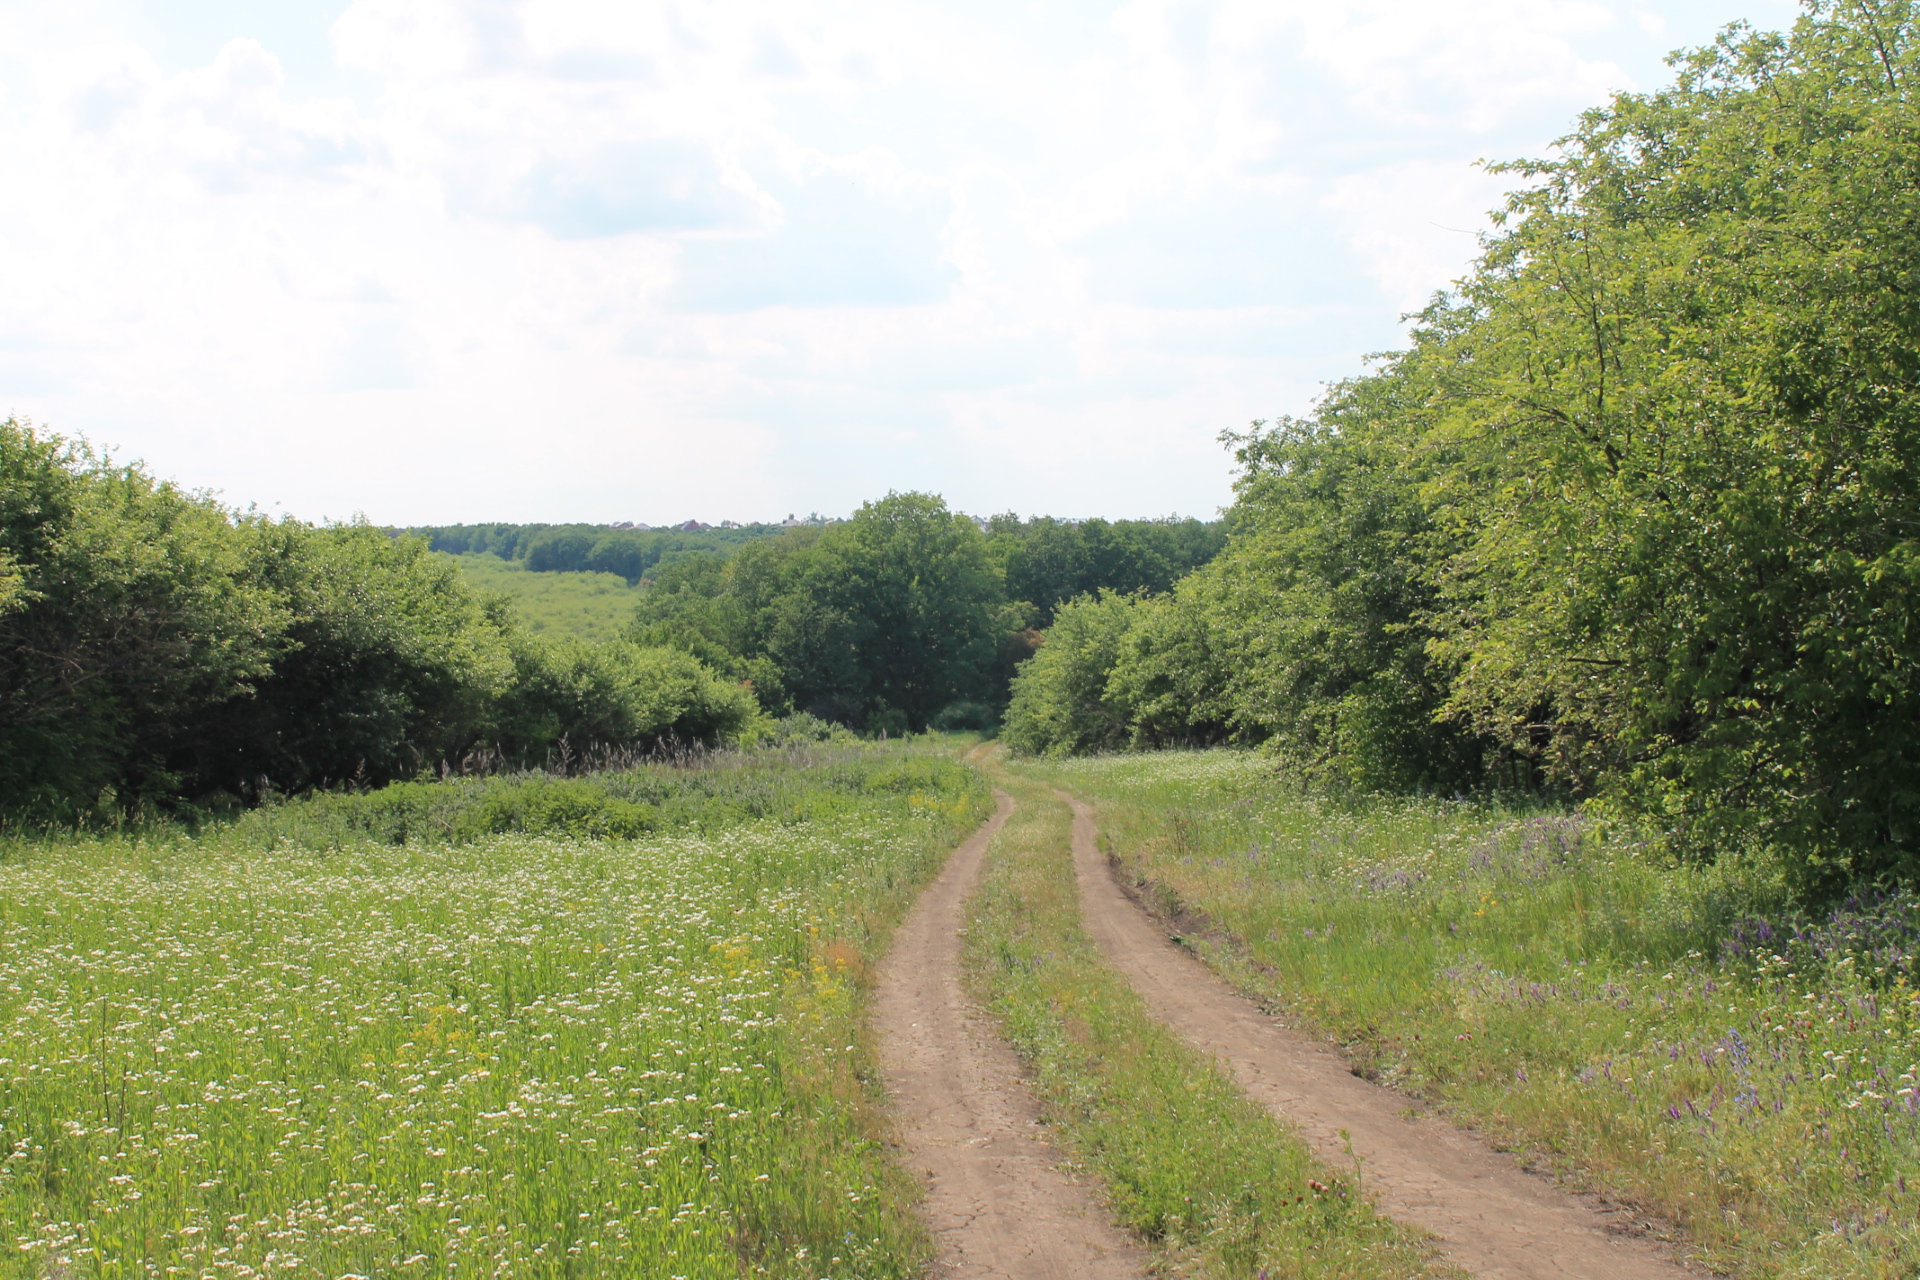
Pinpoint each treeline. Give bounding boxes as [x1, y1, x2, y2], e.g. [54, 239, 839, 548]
[0, 424, 758, 822]
[410, 513, 1226, 608]
[617, 498, 1224, 733]
[406, 523, 783, 584]
[0, 423, 1222, 822]
[1008, 0, 1920, 897]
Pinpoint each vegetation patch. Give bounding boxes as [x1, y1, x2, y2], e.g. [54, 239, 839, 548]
[1020, 750, 1920, 1278]
[446, 556, 641, 642]
[0, 741, 990, 1278]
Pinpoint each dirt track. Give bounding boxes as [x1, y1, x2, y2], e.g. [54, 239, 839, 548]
[872, 790, 1147, 1279]
[1058, 790, 1696, 1280]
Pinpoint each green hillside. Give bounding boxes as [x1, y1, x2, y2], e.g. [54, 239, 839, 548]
[447, 553, 640, 641]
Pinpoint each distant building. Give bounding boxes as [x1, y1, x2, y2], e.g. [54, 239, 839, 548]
[610, 521, 635, 530]
[676, 519, 710, 532]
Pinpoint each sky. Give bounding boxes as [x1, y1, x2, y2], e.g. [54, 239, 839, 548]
[0, 0, 1798, 525]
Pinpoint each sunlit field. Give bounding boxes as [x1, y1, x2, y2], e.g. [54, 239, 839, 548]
[0, 746, 988, 1279]
[446, 555, 640, 641]
[1023, 751, 1920, 1279]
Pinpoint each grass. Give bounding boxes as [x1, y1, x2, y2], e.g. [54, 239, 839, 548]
[0, 742, 990, 1278]
[1011, 749, 1920, 1279]
[446, 554, 639, 641]
[963, 760, 1452, 1279]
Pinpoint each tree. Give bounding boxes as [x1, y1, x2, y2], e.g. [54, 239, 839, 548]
[800, 493, 1004, 729]
[995, 515, 1226, 625]
[1197, 406, 1491, 791]
[493, 637, 757, 761]
[175, 522, 516, 795]
[1002, 592, 1145, 756]
[0, 421, 282, 818]
[1398, 0, 1920, 889]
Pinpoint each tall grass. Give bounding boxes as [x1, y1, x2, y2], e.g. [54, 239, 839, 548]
[446, 556, 639, 641]
[0, 745, 989, 1278]
[1020, 750, 1920, 1279]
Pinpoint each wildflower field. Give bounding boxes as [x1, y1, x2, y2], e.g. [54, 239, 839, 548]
[0, 744, 989, 1279]
[1020, 751, 1920, 1280]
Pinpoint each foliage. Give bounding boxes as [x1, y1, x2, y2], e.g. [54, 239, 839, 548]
[1002, 593, 1146, 756]
[632, 494, 1008, 732]
[0, 422, 763, 820]
[0, 742, 990, 1278]
[986, 515, 1227, 627]
[1203, 410, 1491, 792]
[492, 636, 758, 763]
[406, 522, 783, 582]
[1402, 0, 1920, 889]
[1007, 2, 1920, 897]
[0, 421, 283, 820]
[999, 583, 1238, 760]
[180, 521, 517, 798]
[618, 507, 1229, 735]
[1021, 748, 1920, 1279]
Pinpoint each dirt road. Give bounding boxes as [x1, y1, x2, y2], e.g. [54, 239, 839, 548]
[873, 791, 1147, 1279]
[1059, 791, 1696, 1280]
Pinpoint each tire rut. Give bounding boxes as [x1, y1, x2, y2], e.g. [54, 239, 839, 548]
[1057, 790, 1697, 1280]
[874, 790, 1147, 1279]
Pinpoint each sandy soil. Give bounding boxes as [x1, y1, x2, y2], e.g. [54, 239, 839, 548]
[872, 790, 1148, 1279]
[1058, 790, 1699, 1280]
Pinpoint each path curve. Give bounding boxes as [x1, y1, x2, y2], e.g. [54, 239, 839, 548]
[1058, 790, 1695, 1280]
[873, 790, 1147, 1279]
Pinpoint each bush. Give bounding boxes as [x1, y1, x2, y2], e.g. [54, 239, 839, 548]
[494, 638, 757, 763]
[1002, 593, 1144, 756]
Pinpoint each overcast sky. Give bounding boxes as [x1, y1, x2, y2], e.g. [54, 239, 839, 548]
[0, 0, 1797, 526]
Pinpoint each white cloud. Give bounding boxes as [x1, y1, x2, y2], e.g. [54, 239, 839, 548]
[0, 0, 1800, 522]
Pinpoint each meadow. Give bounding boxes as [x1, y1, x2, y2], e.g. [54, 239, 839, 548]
[1015, 751, 1920, 1280]
[446, 555, 640, 641]
[0, 744, 989, 1279]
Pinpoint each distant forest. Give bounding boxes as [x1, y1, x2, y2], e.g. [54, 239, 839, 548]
[405, 514, 1225, 621]
[407, 522, 784, 581]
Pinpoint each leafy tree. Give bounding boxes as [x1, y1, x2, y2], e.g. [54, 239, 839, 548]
[1395, 0, 1920, 889]
[992, 515, 1227, 625]
[493, 636, 757, 762]
[0, 421, 282, 818]
[802, 493, 1004, 728]
[1105, 583, 1237, 751]
[623, 494, 1014, 731]
[176, 523, 516, 795]
[1002, 592, 1145, 756]
[1197, 407, 1492, 791]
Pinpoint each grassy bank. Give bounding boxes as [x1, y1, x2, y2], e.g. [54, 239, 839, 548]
[0, 742, 989, 1279]
[1010, 750, 1920, 1279]
[963, 763, 1450, 1279]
